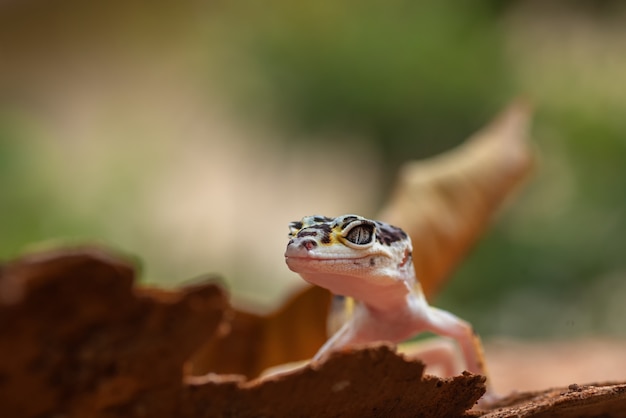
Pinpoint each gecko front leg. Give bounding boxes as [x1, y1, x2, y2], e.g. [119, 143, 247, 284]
[312, 321, 354, 362]
[413, 305, 488, 378]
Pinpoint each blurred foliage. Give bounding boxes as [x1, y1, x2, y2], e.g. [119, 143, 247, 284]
[211, 0, 513, 166]
[440, 77, 626, 336]
[0, 118, 108, 261]
[0, 115, 81, 257]
[1, 0, 626, 338]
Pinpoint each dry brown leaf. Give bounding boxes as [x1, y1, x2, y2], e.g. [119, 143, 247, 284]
[378, 99, 534, 299]
[189, 99, 535, 377]
[188, 284, 330, 378]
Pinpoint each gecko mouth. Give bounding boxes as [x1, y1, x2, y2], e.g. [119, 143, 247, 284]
[285, 254, 389, 272]
[284, 253, 389, 265]
[285, 255, 370, 262]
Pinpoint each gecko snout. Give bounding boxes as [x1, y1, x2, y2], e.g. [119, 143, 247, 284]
[300, 239, 318, 251]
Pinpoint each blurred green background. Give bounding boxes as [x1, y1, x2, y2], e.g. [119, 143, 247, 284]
[1, 0, 625, 339]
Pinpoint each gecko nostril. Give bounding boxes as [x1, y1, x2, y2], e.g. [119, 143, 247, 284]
[301, 240, 318, 251]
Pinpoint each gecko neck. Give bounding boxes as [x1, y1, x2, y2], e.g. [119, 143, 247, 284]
[357, 278, 422, 313]
[337, 263, 419, 313]
[364, 261, 419, 312]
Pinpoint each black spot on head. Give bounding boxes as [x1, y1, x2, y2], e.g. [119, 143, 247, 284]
[313, 215, 333, 223]
[339, 216, 359, 229]
[297, 223, 333, 244]
[308, 224, 332, 233]
[375, 223, 408, 246]
[310, 223, 333, 244]
[290, 221, 303, 230]
[297, 230, 318, 238]
[369, 257, 376, 266]
[307, 224, 332, 244]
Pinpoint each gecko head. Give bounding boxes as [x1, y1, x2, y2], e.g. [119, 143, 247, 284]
[285, 214, 414, 299]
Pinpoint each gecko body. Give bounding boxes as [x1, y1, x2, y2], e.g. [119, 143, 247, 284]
[285, 214, 488, 380]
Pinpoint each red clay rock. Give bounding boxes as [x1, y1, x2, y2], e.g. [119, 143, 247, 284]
[184, 344, 486, 417]
[0, 247, 228, 417]
[479, 382, 626, 418]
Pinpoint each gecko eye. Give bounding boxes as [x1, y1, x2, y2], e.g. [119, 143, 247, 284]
[344, 222, 375, 246]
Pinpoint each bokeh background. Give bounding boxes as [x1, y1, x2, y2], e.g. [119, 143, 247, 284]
[1, 0, 625, 341]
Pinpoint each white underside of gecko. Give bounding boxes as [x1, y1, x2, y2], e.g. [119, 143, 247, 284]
[284, 214, 489, 385]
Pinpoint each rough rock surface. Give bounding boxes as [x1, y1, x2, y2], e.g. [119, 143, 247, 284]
[0, 248, 228, 417]
[477, 383, 626, 418]
[184, 346, 485, 418]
